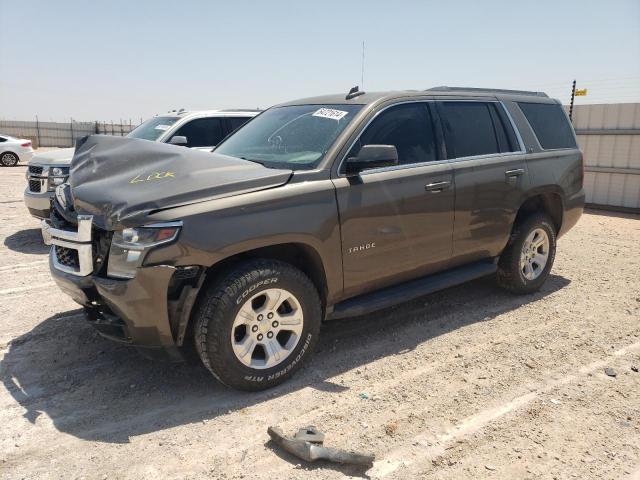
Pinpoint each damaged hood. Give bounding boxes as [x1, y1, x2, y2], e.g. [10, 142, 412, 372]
[67, 135, 292, 230]
[30, 148, 75, 166]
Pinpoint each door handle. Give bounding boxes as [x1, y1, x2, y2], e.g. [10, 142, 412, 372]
[425, 181, 451, 193]
[505, 168, 525, 177]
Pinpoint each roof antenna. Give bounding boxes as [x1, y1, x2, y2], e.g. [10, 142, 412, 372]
[361, 40, 365, 89]
[346, 86, 365, 100]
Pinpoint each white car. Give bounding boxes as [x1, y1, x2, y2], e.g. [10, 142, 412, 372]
[24, 109, 260, 218]
[0, 134, 34, 166]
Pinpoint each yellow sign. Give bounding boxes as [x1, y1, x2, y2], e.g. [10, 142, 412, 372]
[575, 89, 588, 96]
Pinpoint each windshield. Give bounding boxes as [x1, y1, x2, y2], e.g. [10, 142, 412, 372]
[127, 116, 180, 141]
[214, 104, 363, 169]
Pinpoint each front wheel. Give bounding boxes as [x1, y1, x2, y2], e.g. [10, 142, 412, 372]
[193, 259, 321, 391]
[1, 152, 19, 167]
[497, 213, 557, 294]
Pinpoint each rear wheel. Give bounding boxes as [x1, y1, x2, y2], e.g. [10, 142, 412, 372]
[497, 213, 557, 294]
[193, 259, 321, 391]
[0, 152, 18, 167]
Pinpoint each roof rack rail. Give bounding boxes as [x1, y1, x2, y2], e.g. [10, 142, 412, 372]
[426, 86, 548, 98]
[217, 108, 263, 112]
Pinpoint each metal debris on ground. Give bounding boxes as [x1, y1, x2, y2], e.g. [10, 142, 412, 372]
[267, 426, 375, 466]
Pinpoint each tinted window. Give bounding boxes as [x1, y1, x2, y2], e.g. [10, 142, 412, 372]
[439, 102, 502, 158]
[349, 103, 438, 166]
[518, 102, 576, 149]
[0, 137, 6, 143]
[127, 116, 179, 141]
[172, 118, 225, 147]
[228, 117, 251, 132]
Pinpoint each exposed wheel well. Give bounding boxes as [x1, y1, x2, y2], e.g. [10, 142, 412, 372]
[204, 243, 328, 307]
[515, 193, 563, 233]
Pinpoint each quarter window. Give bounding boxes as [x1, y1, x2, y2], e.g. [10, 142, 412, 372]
[348, 103, 438, 166]
[171, 117, 225, 148]
[518, 102, 577, 150]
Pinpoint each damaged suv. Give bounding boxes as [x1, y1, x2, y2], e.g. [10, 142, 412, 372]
[43, 87, 584, 391]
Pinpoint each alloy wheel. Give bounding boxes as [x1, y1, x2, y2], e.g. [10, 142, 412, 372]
[231, 288, 304, 369]
[520, 228, 550, 281]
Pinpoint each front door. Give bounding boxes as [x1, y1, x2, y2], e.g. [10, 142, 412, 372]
[332, 102, 455, 299]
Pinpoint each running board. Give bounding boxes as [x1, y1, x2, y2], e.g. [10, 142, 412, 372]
[327, 260, 497, 320]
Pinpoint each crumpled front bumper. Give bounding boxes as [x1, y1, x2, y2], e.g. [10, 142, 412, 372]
[49, 254, 184, 361]
[43, 216, 188, 361]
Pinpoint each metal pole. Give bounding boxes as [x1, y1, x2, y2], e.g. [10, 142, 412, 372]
[35, 115, 41, 148]
[70, 118, 74, 147]
[569, 79, 576, 122]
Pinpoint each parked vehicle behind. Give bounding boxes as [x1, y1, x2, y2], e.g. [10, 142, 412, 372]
[42, 87, 584, 391]
[24, 109, 259, 219]
[0, 134, 34, 166]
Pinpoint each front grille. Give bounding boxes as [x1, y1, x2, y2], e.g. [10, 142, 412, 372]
[29, 179, 41, 192]
[55, 245, 80, 270]
[29, 165, 44, 175]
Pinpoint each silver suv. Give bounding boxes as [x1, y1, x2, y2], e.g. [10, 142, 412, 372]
[24, 109, 259, 218]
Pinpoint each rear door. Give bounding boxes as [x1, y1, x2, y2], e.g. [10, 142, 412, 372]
[436, 100, 527, 265]
[168, 117, 226, 150]
[226, 116, 252, 134]
[333, 101, 455, 298]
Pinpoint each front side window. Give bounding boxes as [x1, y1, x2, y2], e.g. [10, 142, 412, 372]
[214, 104, 363, 170]
[347, 102, 438, 166]
[170, 117, 225, 148]
[518, 102, 577, 150]
[127, 116, 179, 141]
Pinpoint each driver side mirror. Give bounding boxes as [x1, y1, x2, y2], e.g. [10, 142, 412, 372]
[169, 135, 188, 146]
[345, 144, 399, 175]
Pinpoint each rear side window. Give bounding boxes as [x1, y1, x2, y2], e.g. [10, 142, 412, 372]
[171, 117, 225, 147]
[518, 102, 576, 149]
[348, 102, 438, 166]
[439, 102, 519, 159]
[0, 137, 6, 143]
[228, 117, 251, 132]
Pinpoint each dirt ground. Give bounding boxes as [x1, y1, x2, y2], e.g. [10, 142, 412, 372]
[1, 165, 639, 480]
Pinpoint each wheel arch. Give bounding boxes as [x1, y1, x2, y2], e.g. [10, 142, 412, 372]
[202, 242, 329, 310]
[515, 190, 564, 233]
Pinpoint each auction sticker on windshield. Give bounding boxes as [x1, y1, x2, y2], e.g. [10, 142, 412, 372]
[154, 125, 171, 131]
[312, 108, 349, 121]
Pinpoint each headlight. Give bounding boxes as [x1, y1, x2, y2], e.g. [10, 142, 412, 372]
[107, 223, 181, 279]
[48, 167, 70, 190]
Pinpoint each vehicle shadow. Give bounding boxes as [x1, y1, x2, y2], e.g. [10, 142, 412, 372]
[3, 228, 48, 254]
[1, 274, 570, 449]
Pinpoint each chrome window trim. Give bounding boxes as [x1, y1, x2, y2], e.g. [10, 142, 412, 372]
[337, 99, 527, 177]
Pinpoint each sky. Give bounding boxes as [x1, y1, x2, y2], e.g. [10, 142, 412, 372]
[1, 0, 639, 122]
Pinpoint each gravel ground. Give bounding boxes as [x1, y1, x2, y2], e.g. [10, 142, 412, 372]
[1, 165, 639, 480]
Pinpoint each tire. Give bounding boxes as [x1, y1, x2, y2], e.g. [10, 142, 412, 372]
[497, 213, 557, 294]
[193, 259, 321, 391]
[0, 152, 19, 167]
